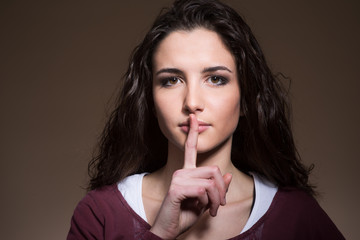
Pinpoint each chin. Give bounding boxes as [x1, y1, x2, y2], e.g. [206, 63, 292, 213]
[195, 141, 216, 153]
[197, 137, 231, 154]
[196, 148, 212, 154]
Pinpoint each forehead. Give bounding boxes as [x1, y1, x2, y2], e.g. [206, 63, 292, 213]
[152, 28, 236, 71]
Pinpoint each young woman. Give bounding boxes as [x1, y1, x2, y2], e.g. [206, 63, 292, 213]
[67, 0, 345, 239]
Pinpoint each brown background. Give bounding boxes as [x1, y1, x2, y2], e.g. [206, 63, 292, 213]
[0, 0, 358, 239]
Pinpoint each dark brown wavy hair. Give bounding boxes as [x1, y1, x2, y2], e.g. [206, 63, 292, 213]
[88, 0, 315, 195]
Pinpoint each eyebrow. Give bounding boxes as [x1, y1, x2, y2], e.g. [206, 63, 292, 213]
[155, 68, 183, 76]
[202, 66, 232, 73]
[155, 66, 232, 76]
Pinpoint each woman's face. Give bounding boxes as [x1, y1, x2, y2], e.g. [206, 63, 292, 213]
[152, 28, 240, 153]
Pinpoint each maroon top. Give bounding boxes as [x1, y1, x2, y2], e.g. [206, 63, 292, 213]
[67, 184, 345, 240]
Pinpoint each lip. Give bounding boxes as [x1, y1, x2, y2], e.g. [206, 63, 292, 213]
[179, 120, 211, 133]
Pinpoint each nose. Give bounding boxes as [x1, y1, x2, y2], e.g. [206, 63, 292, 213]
[183, 83, 204, 114]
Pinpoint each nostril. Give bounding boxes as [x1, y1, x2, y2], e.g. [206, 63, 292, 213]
[183, 86, 204, 113]
[183, 103, 204, 114]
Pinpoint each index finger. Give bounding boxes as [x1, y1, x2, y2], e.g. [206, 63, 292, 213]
[183, 114, 198, 169]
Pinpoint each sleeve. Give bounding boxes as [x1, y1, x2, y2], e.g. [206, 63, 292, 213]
[302, 196, 345, 240]
[67, 194, 105, 240]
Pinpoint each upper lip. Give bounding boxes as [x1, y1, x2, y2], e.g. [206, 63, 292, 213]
[178, 120, 211, 126]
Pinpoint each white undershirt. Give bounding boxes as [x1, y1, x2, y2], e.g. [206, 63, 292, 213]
[117, 172, 277, 234]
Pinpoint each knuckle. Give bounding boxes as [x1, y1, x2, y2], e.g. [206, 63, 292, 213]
[207, 179, 216, 188]
[197, 187, 206, 195]
[210, 165, 220, 174]
[172, 169, 182, 178]
[168, 186, 180, 198]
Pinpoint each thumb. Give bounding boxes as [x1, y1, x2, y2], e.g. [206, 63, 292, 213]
[223, 173, 232, 193]
[220, 173, 232, 206]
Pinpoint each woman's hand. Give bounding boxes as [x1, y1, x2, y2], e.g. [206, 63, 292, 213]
[150, 114, 232, 239]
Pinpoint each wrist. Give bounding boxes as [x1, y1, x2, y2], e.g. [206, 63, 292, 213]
[150, 225, 177, 240]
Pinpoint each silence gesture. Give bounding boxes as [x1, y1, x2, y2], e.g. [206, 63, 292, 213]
[150, 114, 232, 239]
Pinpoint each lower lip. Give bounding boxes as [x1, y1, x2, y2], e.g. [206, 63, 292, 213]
[180, 125, 210, 133]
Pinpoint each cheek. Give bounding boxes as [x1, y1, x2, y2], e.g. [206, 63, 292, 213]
[225, 98, 241, 128]
[213, 91, 241, 135]
[154, 92, 174, 118]
[153, 93, 178, 138]
[153, 97, 167, 128]
[211, 90, 240, 118]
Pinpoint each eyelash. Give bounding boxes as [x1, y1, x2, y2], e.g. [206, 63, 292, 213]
[160, 77, 182, 87]
[159, 75, 229, 87]
[207, 75, 229, 86]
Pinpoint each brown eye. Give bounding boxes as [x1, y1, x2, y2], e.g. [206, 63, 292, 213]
[168, 77, 178, 85]
[208, 76, 228, 86]
[161, 77, 181, 87]
[210, 76, 221, 84]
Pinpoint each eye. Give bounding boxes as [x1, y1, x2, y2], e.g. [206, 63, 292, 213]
[207, 75, 228, 86]
[160, 77, 182, 87]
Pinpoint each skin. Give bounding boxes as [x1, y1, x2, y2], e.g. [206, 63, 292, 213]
[143, 28, 254, 240]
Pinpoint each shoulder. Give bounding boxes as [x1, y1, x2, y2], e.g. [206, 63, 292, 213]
[272, 187, 319, 213]
[270, 187, 335, 223]
[74, 185, 124, 218]
[84, 184, 120, 203]
[259, 188, 345, 240]
[78, 173, 147, 217]
[67, 185, 124, 239]
[67, 184, 159, 240]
